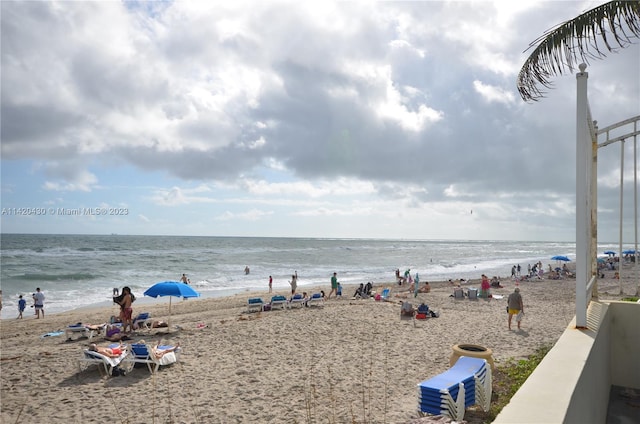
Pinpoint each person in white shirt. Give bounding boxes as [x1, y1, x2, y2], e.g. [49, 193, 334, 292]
[33, 287, 45, 319]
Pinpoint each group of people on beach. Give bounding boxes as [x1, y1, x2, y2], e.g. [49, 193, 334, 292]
[12, 287, 45, 319]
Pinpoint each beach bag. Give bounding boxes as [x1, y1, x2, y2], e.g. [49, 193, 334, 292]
[516, 311, 524, 322]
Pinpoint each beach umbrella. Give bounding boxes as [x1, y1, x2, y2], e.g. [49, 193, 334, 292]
[622, 249, 636, 255]
[604, 251, 616, 256]
[551, 255, 571, 262]
[143, 281, 200, 328]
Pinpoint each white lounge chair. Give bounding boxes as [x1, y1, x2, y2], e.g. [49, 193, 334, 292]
[270, 295, 288, 310]
[288, 293, 305, 308]
[133, 312, 152, 330]
[78, 344, 129, 377]
[307, 293, 325, 307]
[66, 323, 103, 341]
[247, 297, 265, 313]
[124, 342, 181, 374]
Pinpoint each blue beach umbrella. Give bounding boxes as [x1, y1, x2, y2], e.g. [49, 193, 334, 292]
[144, 281, 200, 328]
[551, 255, 571, 262]
[622, 250, 636, 255]
[604, 251, 616, 256]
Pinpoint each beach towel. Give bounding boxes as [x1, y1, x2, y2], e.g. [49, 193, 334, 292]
[41, 331, 64, 339]
[158, 351, 177, 366]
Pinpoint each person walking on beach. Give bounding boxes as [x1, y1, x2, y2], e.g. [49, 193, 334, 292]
[17, 295, 26, 319]
[33, 288, 45, 319]
[327, 272, 339, 299]
[507, 287, 524, 330]
[268, 276, 273, 293]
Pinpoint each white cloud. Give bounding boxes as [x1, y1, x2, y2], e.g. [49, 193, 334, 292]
[473, 80, 516, 104]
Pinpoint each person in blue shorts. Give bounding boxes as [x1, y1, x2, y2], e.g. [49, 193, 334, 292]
[17, 295, 26, 319]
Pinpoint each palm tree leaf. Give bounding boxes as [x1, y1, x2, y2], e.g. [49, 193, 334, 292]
[518, 1, 640, 102]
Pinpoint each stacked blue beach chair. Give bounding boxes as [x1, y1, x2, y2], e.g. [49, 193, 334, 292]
[417, 356, 492, 421]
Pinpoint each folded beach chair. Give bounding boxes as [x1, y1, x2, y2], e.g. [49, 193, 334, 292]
[289, 293, 305, 308]
[415, 303, 430, 318]
[133, 312, 152, 329]
[270, 295, 288, 310]
[307, 293, 325, 307]
[453, 288, 465, 300]
[247, 297, 265, 313]
[467, 288, 478, 300]
[78, 344, 129, 377]
[416, 356, 492, 421]
[124, 342, 181, 374]
[400, 301, 415, 319]
[380, 288, 391, 301]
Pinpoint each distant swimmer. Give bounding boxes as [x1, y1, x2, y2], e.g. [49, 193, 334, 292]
[244, 266, 250, 275]
[180, 274, 188, 284]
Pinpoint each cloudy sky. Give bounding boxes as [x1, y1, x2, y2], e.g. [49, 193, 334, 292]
[1, 1, 639, 241]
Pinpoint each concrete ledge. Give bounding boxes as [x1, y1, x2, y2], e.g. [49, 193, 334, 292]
[493, 301, 639, 424]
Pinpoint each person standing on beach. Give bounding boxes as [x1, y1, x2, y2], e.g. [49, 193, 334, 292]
[507, 287, 524, 330]
[289, 273, 297, 295]
[17, 295, 26, 319]
[327, 272, 338, 299]
[118, 287, 134, 332]
[33, 288, 45, 319]
[413, 273, 420, 298]
[180, 274, 188, 284]
[268, 276, 273, 293]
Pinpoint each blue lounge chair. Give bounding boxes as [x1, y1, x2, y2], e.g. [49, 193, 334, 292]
[247, 297, 265, 313]
[270, 295, 288, 310]
[125, 342, 181, 374]
[133, 312, 152, 329]
[380, 288, 391, 301]
[307, 293, 325, 307]
[289, 293, 305, 308]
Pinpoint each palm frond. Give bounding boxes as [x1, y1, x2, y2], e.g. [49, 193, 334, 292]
[517, 1, 640, 102]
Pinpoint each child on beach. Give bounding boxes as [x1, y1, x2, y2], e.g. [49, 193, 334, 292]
[17, 295, 26, 319]
[337, 283, 342, 298]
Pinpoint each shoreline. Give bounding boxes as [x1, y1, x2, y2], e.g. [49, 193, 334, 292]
[1, 266, 638, 423]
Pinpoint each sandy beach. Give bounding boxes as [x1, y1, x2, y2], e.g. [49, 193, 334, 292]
[1, 265, 638, 424]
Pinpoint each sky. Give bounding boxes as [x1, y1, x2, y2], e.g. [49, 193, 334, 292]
[1, 1, 639, 242]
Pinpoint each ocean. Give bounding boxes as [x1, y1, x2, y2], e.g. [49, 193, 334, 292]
[0, 234, 626, 319]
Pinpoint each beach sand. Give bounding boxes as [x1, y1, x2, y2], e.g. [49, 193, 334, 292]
[1, 264, 638, 424]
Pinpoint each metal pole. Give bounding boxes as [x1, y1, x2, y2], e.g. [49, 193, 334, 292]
[635, 122, 639, 296]
[591, 121, 599, 299]
[575, 64, 589, 328]
[619, 139, 625, 294]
